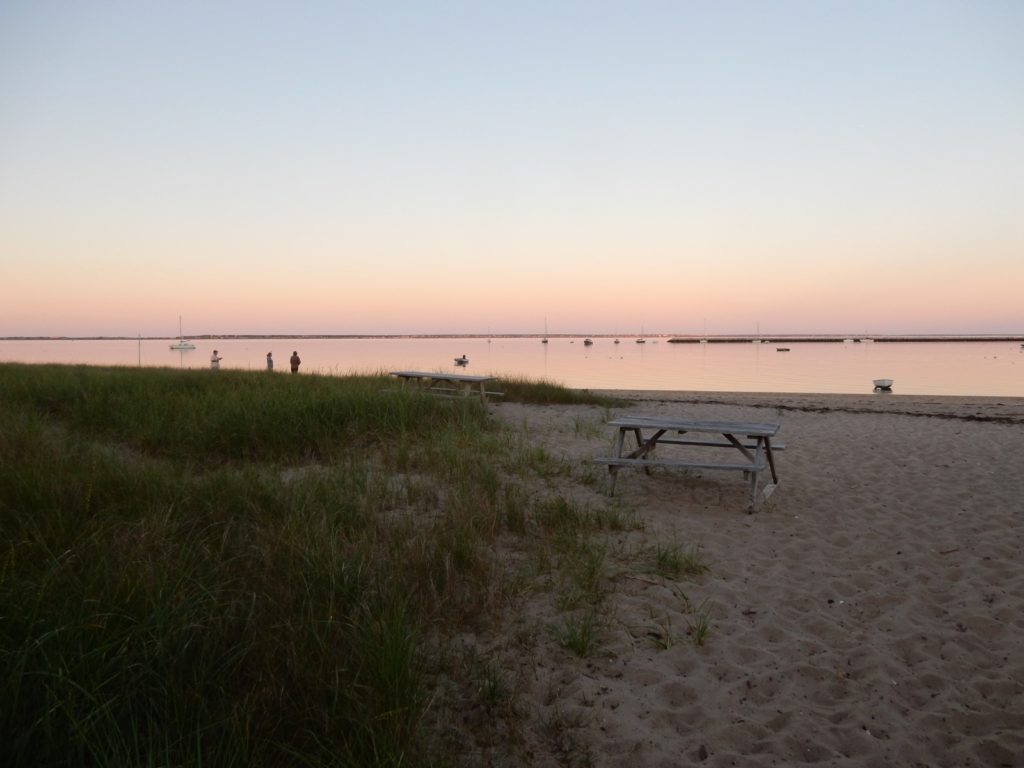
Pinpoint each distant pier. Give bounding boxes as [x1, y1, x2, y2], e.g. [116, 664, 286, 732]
[662, 335, 1024, 344]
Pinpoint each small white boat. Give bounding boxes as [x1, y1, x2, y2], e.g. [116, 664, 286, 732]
[454, 355, 469, 366]
[873, 378, 893, 391]
[169, 316, 196, 350]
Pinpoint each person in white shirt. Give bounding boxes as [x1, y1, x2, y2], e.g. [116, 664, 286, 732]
[210, 350, 222, 370]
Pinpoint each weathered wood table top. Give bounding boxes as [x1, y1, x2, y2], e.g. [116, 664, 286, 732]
[391, 371, 495, 384]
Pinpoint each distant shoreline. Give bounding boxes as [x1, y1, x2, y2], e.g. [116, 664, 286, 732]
[4, 333, 1024, 343]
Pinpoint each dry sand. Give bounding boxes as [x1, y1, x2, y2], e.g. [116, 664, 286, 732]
[485, 391, 1024, 767]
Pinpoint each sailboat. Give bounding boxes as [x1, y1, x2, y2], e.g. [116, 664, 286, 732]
[541, 317, 549, 344]
[169, 316, 196, 350]
[636, 324, 646, 344]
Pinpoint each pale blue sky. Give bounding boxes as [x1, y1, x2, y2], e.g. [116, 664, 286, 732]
[2, 1, 1022, 336]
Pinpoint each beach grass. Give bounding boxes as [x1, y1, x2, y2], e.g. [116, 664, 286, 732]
[650, 542, 709, 578]
[494, 375, 622, 407]
[687, 600, 714, 647]
[0, 363, 642, 766]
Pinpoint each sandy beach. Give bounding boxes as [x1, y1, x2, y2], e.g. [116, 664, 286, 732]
[485, 391, 1024, 767]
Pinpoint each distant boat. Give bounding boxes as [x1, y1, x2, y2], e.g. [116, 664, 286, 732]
[169, 316, 196, 350]
[776, 347, 790, 352]
[454, 355, 469, 366]
[614, 339, 620, 344]
[636, 323, 646, 343]
[873, 378, 893, 391]
[542, 317, 549, 344]
[583, 338, 594, 346]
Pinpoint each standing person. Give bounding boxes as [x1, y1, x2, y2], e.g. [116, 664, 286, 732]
[210, 350, 222, 370]
[289, 350, 301, 374]
[266, 352, 274, 371]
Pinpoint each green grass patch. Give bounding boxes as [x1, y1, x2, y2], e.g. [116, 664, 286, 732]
[495, 376, 622, 406]
[556, 610, 603, 657]
[649, 542, 709, 578]
[0, 363, 660, 766]
[688, 600, 714, 647]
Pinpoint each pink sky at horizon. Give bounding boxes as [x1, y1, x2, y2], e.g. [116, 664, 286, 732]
[2, 2, 1022, 338]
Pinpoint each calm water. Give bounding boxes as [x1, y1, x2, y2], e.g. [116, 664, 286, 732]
[1, 337, 1022, 397]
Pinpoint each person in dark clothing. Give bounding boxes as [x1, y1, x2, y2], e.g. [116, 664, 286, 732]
[289, 351, 301, 374]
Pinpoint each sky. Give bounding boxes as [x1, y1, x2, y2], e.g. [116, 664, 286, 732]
[1, 0, 1022, 337]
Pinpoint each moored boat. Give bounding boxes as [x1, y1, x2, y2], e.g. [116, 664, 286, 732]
[169, 316, 196, 350]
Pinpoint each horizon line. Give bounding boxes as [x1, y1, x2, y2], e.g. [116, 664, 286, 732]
[4, 333, 1024, 343]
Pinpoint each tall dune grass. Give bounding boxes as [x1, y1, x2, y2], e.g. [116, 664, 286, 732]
[0, 364, 634, 766]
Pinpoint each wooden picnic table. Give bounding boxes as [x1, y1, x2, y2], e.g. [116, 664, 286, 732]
[595, 415, 782, 508]
[390, 371, 501, 405]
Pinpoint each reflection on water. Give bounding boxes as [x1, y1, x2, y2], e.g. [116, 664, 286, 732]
[0, 337, 1021, 397]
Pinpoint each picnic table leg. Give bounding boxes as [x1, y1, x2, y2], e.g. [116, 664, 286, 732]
[764, 437, 779, 483]
[748, 439, 765, 508]
[625, 429, 665, 476]
[748, 466, 761, 507]
[608, 428, 626, 495]
[633, 428, 654, 475]
[631, 428, 646, 451]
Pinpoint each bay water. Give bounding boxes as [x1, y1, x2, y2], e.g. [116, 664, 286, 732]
[1, 337, 1021, 397]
